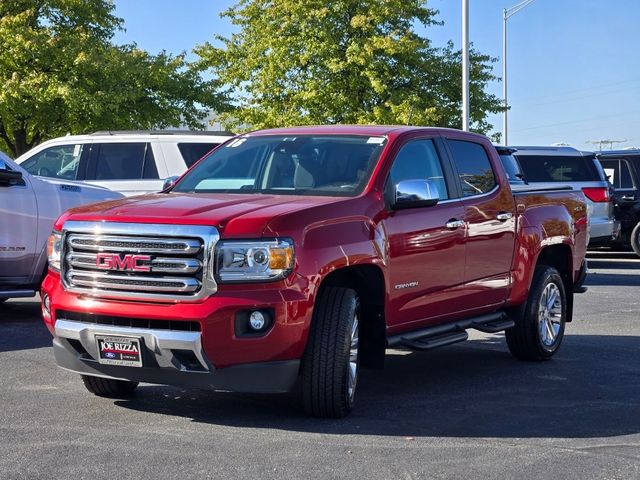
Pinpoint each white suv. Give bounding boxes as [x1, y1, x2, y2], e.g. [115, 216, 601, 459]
[14, 130, 234, 196]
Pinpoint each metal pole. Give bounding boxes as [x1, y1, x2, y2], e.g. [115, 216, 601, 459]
[462, 0, 470, 131]
[502, 8, 508, 145]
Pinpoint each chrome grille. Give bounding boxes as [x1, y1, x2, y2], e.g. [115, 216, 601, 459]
[61, 221, 219, 302]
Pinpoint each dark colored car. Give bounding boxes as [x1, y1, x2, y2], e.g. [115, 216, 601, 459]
[596, 150, 640, 256]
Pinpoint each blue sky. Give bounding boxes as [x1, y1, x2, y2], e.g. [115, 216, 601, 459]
[113, 0, 640, 150]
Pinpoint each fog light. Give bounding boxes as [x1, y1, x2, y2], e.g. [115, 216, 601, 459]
[42, 293, 50, 317]
[249, 311, 266, 331]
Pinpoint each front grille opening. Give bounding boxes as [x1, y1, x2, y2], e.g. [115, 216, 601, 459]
[67, 338, 89, 357]
[171, 349, 206, 371]
[57, 310, 201, 332]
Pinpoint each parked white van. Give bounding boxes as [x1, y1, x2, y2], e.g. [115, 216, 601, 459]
[14, 130, 234, 196]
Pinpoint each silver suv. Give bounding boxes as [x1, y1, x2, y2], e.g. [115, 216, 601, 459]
[512, 146, 619, 246]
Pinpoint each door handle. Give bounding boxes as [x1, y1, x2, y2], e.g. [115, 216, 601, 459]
[445, 219, 465, 230]
[621, 195, 636, 201]
[496, 212, 513, 221]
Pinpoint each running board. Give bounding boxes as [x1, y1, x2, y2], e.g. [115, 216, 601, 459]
[387, 311, 514, 352]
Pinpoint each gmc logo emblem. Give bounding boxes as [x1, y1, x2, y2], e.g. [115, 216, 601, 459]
[96, 253, 151, 272]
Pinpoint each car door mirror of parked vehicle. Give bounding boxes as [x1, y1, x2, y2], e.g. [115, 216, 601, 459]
[392, 179, 440, 209]
[0, 160, 24, 187]
[162, 176, 180, 191]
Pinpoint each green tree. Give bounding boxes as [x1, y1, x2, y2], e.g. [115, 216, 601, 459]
[198, 0, 503, 133]
[0, 0, 226, 157]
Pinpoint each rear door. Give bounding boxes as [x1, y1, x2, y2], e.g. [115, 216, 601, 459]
[85, 143, 163, 196]
[600, 157, 638, 237]
[445, 138, 516, 309]
[383, 137, 467, 329]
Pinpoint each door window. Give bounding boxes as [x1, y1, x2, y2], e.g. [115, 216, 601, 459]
[92, 143, 150, 180]
[389, 139, 448, 200]
[20, 144, 85, 180]
[601, 159, 635, 189]
[448, 140, 497, 197]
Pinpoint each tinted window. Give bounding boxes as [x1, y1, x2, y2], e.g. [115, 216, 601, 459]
[173, 135, 385, 196]
[516, 155, 600, 182]
[498, 154, 525, 184]
[601, 159, 635, 189]
[21, 144, 84, 180]
[178, 143, 219, 168]
[142, 145, 158, 179]
[448, 140, 496, 196]
[389, 139, 448, 200]
[93, 143, 146, 180]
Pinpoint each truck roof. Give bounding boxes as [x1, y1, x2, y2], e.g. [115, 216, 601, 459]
[245, 125, 489, 140]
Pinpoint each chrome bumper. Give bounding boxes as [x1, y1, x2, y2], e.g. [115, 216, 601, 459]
[55, 319, 211, 372]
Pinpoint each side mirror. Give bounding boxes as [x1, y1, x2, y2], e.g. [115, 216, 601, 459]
[0, 160, 23, 187]
[393, 179, 440, 209]
[162, 176, 179, 191]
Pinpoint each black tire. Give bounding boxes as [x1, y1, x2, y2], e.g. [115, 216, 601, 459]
[506, 265, 566, 361]
[302, 286, 360, 418]
[631, 222, 640, 258]
[81, 375, 138, 398]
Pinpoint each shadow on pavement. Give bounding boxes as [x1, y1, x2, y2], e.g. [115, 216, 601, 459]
[114, 334, 640, 439]
[0, 300, 52, 352]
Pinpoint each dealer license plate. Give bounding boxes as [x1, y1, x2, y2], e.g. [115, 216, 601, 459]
[96, 336, 143, 367]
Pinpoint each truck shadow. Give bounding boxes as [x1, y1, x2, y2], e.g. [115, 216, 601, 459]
[0, 300, 52, 352]
[114, 334, 640, 439]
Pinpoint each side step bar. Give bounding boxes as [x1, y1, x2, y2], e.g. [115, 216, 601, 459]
[387, 312, 515, 352]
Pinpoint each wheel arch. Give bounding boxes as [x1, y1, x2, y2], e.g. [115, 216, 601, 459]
[535, 244, 574, 322]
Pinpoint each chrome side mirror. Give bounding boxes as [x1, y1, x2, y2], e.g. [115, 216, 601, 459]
[393, 179, 440, 209]
[162, 176, 180, 191]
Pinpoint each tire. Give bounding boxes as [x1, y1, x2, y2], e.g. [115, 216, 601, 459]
[631, 222, 640, 258]
[81, 375, 138, 398]
[302, 286, 360, 418]
[506, 265, 566, 361]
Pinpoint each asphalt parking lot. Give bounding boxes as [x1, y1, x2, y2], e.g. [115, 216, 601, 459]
[1, 251, 638, 480]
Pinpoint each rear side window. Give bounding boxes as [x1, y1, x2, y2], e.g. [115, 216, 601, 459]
[178, 143, 219, 168]
[516, 155, 600, 182]
[448, 140, 496, 197]
[92, 143, 152, 180]
[600, 159, 635, 189]
[389, 139, 448, 200]
[21, 144, 85, 180]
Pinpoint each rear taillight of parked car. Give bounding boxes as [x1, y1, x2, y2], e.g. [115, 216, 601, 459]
[582, 187, 610, 203]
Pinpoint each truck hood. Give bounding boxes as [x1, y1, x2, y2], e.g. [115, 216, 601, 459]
[56, 192, 348, 236]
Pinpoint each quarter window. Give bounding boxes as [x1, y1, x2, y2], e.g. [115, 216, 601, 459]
[448, 140, 496, 197]
[178, 143, 220, 168]
[388, 139, 448, 200]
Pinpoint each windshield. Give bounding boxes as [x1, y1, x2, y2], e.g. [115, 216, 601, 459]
[172, 135, 386, 196]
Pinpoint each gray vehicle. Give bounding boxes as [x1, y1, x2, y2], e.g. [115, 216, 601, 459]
[0, 151, 123, 302]
[512, 146, 619, 246]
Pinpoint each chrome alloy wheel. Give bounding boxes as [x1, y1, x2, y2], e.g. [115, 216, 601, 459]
[538, 282, 562, 347]
[347, 313, 359, 402]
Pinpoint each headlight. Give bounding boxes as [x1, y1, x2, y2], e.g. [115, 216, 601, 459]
[47, 231, 62, 272]
[215, 239, 294, 282]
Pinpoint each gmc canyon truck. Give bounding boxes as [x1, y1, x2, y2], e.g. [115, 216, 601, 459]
[41, 126, 588, 418]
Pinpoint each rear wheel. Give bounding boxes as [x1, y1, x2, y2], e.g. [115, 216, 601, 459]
[631, 222, 640, 258]
[81, 375, 138, 398]
[506, 265, 566, 361]
[302, 286, 359, 418]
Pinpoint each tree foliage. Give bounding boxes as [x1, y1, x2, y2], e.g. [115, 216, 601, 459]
[198, 0, 503, 134]
[0, 0, 226, 157]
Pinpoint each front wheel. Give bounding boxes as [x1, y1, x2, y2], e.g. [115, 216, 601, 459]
[81, 375, 138, 398]
[631, 222, 640, 258]
[302, 286, 359, 418]
[506, 265, 566, 361]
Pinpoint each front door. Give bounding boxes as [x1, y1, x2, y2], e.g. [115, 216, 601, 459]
[382, 138, 466, 331]
[0, 160, 38, 287]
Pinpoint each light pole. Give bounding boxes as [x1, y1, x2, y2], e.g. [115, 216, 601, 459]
[462, 0, 470, 131]
[502, 0, 536, 145]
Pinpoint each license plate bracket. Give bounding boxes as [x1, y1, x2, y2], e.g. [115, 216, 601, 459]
[96, 335, 143, 367]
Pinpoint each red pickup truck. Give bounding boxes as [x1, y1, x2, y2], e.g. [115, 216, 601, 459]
[41, 126, 588, 418]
